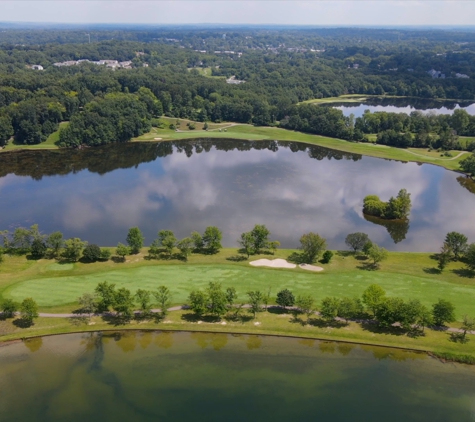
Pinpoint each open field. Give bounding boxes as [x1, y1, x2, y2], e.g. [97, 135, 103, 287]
[188, 67, 225, 79]
[2, 122, 68, 152]
[1, 249, 474, 316]
[2, 248, 475, 357]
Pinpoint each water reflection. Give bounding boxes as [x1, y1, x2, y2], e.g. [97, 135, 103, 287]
[330, 97, 475, 118]
[1, 140, 475, 252]
[363, 214, 410, 244]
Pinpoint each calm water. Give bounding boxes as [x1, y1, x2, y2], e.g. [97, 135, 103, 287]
[0, 332, 474, 422]
[331, 98, 475, 117]
[1, 139, 475, 251]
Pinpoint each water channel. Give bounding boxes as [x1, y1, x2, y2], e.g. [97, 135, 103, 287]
[1, 139, 474, 251]
[1, 331, 474, 422]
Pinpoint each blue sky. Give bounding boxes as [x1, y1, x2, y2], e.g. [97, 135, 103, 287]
[1, 1, 475, 26]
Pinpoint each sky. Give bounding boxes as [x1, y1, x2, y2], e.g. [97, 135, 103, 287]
[1, 1, 475, 26]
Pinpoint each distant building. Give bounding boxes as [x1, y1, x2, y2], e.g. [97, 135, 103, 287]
[352, 63, 359, 69]
[226, 75, 245, 85]
[456, 73, 470, 79]
[30, 65, 43, 70]
[427, 69, 445, 79]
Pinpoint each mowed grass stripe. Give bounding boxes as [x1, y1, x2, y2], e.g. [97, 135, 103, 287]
[4, 264, 475, 318]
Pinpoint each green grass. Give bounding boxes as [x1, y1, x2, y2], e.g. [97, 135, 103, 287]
[1, 122, 68, 152]
[134, 124, 469, 171]
[188, 67, 225, 79]
[1, 249, 475, 318]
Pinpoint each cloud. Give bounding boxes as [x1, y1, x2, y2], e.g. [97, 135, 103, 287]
[1, 1, 475, 25]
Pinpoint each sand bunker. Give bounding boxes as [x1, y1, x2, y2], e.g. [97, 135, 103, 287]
[299, 264, 324, 272]
[249, 259, 296, 269]
[154, 137, 162, 140]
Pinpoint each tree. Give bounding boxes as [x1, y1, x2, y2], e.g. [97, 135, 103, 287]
[262, 287, 271, 311]
[276, 289, 295, 310]
[320, 297, 340, 322]
[30, 238, 47, 259]
[176, 237, 194, 261]
[47, 231, 64, 257]
[374, 297, 405, 329]
[116, 243, 130, 261]
[95, 281, 116, 312]
[82, 244, 102, 262]
[295, 295, 315, 324]
[438, 242, 452, 271]
[63, 238, 87, 262]
[113, 288, 135, 320]
[135, 289, 152, 318]
[206, 281, 227, 319]
[154, 286, 172, 316]
[299, 232, 327, 263]
[345, 232, 370, 252]
[191, 231, 204, 252]
[432, 299, 456, 326]
[78, 293, 96, 319]
[338, 297, 363, 323]
[238, 231, 254, 257]
[444, 232, 468, 260]
[202, 226, 222, 254]
[20, 298, 38, 325]
[416, 306, 433, 333]
[362, 240, 373, 256]
[188, 290, 207, 317]
[158, 230, 176, 258]
[322, 250, 333, 264]
[465, 243, 475, 271]
[126, 227, 144, 254]
[250, 224, 271, 254]
[362, 284, 386, 316]
[460, 315, 475, 343]
[367, 244, 388, 267]
[225, 287, 238, 309]
[460, 152, 475, 176]
[247, 290, 264, 319]
[100, 248, 111, 261]
[1, 299, 18, 318]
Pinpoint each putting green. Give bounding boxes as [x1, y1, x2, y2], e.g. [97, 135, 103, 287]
[4, 264, 475, 318]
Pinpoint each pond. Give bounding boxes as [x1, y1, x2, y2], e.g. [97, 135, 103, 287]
[329, 97, 475, 118]
[0, 139, 474, 252]
[0, 332, 474, 422]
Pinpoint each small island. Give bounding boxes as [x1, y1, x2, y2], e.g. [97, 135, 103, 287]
[363, 189, 411, 220]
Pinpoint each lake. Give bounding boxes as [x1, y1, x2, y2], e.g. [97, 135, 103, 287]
[329, 97, 475, 118]
[0, 331, 474, 422]
[1, 139, 474, 251]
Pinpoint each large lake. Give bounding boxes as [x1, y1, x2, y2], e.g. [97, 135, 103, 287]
[1, 139, 474, 251]
[0, 332, 474, 421]
[330, 98, 475, 117]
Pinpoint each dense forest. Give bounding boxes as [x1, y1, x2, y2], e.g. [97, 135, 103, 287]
[2, 26, 475, 149]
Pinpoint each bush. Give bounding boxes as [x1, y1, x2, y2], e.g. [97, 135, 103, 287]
[100, 248, 112, 261]
[321, 250, 333, 263]
[83, 244, 102, 262]
[276, 289, 295, 310]
[30, 239, 47, 259]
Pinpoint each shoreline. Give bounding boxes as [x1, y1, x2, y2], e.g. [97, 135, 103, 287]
[0, 133, 470, 173]
[2, 326, 474, 365]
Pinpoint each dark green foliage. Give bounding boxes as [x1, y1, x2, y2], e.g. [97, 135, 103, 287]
[432, 299, 456, 326]
[363, 189, 411, 220]
[30, 238, 46, 259]
[202, 226, 222, 254]
[238, 225, 275, 256]
[126, 227, 144, 254]
[444, 231, 468, 260]
[276, 289, 295, 310]
[345, 232, 370, 252]
[438, 243, 452, 271]
[460, 153, 475, 176]
[82, 244, 102, 262]
[322, 250, 333, 264]
[95, 281, 116, 312]
[188, 290, 207, 317]
[320, 297, 340, 322]
[154, 286, 172, 316]
[135, 289, 152, 317]
[176, 237, 194, 261]
[295, 295, 316, 323]
[337, 297, 364, 322]
[1, 298, 18, 318]
[247, 290, 264, 319]
[158, 230, 177, 258]
[20, 298, 38, 324]
[62, 238, 87, 262]
[113, 287, 135, 319]
[465, 243, 475, 271]
[225, 287, 238, 308]
[299, 232, 327, 263]
[206, 281, 227, 319]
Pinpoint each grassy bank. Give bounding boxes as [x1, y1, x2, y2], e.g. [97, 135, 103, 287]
[2, 248, 475, 357]
[134, 120, 468, 171]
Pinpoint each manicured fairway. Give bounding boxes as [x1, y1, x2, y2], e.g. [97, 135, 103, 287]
[5, 263, 475, 318]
